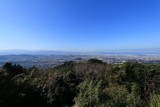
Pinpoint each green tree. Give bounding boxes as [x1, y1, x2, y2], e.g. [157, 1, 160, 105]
[74, 80, 103, 107]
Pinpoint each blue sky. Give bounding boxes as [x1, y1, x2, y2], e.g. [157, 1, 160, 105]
[0, 0, 160, 51]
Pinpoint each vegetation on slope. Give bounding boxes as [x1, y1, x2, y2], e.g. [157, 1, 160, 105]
[0, 59, 160, 107]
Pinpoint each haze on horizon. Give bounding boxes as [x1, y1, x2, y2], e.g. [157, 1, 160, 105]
[0, 0, 160, 51]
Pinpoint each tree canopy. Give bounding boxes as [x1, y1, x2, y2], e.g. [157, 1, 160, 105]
[0, 59, 160, 107]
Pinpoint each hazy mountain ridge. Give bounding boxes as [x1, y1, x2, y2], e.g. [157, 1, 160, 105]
[0, 48, 160, 55]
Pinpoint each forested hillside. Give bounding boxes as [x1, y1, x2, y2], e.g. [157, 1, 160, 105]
[0, 59, 160, 107]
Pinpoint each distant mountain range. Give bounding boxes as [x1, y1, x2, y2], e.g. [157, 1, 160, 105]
[0, 48, 160, 55]
[0, 50, 83, 55]
[96, 48, 160, 55]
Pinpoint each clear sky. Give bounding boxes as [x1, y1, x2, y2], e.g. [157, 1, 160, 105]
[0, 0, 160, 51]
